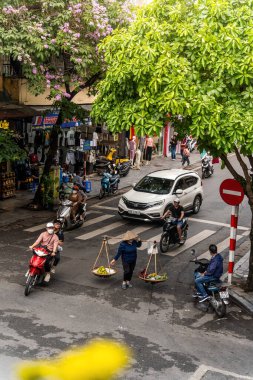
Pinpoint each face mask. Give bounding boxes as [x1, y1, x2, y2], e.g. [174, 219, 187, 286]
[73, 190, 77, 194]
[47, 229, 54, 234]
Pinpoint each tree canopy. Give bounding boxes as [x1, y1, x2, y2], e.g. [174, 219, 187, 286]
[0, 129, 26, 163]
[92, 0, 253, 156]
[0, 0, 133, 104]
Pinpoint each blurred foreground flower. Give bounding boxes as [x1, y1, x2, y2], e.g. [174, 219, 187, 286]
[18, 339, 131, 380]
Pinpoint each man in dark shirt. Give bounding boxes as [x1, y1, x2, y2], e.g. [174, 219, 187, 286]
[161, 198, 185, 243]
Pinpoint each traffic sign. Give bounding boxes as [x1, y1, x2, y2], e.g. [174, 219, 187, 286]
[219, 179, 244, 206]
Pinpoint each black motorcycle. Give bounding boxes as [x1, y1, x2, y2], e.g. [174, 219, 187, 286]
[96, 160, 131, 177]
[190, 249, 229, 317]
[160, 217, 188, 253]
[201, 156, 214, 179]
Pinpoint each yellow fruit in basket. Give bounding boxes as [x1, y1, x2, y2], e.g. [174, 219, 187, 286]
[97, 266, 108, 275]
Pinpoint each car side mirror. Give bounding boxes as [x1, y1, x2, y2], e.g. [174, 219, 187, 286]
[175, 189, 183, 195]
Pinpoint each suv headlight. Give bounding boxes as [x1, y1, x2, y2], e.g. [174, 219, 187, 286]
[121, 196, 127, 204]
[148, 199, 165, 208]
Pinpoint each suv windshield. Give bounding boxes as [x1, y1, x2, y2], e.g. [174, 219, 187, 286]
[134, 176, 174, 195]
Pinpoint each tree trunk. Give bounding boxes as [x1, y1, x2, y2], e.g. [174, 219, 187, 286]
[31, 110, 63, 209]
[246, 206, 253, 291]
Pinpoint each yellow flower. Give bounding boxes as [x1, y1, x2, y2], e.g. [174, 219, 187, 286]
[18, 339, 131, 380]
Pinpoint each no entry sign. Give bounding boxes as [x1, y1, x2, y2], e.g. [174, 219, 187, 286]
[219, 179, 244, 206]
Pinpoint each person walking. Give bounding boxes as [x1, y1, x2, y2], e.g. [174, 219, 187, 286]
[144, 136, 154, 165]
[182, 146, 190, 167]
[110, 231, 142, 289]
[170, 136, 177, 160]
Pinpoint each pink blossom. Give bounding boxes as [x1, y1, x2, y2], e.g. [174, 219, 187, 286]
[75, 58, 82, 63]
[44, 44, 49, 49]
[32, 67, 37, 74]
[55, 94, 62, 101]
[73, 33, 80, 38]
[63, 92, 71, 98]
[54, 85, 60, 90]
[51, 39, 56, 44]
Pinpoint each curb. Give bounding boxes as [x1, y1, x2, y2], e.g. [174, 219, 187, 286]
[229, 289, 253, 315]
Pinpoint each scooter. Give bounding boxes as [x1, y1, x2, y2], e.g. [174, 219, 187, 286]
[186, 136, 197, 152]
[24, 249, 54, 296]
[201, 155, 214, 179]
[190, 249, 229, 317]
[57, 197, 87, 230]
[95, 148, 131, 174]
[99, 172, 120, 199]
[160, 217, 188, 253]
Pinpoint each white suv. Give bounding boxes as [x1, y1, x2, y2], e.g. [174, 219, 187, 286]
[118, 169, 203, 222]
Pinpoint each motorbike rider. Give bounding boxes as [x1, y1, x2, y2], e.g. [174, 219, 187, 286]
[69, 185, 86, 223]
[73, 171, 86, 192]
[51, 219, 64, 273]
[202, 151, 213, 176]
[161, 198, 185, 243]
[29, 222, 59, 282]
[194, 244, 223, 303]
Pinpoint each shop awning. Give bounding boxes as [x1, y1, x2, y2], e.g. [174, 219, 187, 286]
[0, 103, 39, 119]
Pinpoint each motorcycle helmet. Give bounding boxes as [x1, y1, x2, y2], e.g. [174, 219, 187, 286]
[174, 198, 180, 203]
[46, 222, 54, 228]
[209, 244, 217, 254]
[73, 185, 79, 190]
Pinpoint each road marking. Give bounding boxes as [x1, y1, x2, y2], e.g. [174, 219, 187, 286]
[197, 235, 243, 260]
[139, 234, 161, 251]
[162, 230, 216, 257]
[93, 205, 118, 211]
[80, 214, 115, 228]
[76, 221, 126, 241]
[189, 364, 253, 380]
[24, 211, 102, 232]
[108, 225, 154, 245]
[96, 194, 122, 205]
[188, 217, 249, 231]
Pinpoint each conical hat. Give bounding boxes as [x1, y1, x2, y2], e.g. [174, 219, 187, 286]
[122, 231, 137, 241]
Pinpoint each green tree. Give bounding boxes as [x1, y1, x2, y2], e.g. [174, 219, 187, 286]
[0, 128, 26, 163]
[92, 0, 253, 290]
[0, 0, 133, 207]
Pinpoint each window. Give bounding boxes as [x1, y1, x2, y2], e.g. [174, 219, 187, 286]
[134, 176, 174, 194]
[184, 176, 198, 189]
[174, 178, 185, 191]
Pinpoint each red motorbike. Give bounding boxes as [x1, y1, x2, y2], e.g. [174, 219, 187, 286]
[25, 247, 52, 296]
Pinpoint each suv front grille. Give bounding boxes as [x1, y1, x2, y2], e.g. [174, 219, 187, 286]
[124, 199, 149, 210]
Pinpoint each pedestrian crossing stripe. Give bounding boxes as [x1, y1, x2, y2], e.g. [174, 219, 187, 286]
[161, 230, 216, 257]
[24, 210, 102, 232]
[76, 221, 126, 241]
[197, 235, 243, 260]
[108, 224, 154, 245]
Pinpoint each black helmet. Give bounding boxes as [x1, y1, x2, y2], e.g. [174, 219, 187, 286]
[209, 244, 217, 254]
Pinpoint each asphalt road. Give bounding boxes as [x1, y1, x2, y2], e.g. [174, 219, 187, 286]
[0, 155, 253, 380]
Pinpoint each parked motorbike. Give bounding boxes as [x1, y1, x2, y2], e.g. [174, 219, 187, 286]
[190, 249, 229, 317]
[160, 217, 188, 253]
[24, 249, 54, 296]
[95, 148, 131, 175]
[201, 155, 214, 179]
[99, 172, 120, 199]
[186, 136, 197, 152]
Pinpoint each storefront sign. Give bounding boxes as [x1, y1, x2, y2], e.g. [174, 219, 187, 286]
[0, 120, 9, 129]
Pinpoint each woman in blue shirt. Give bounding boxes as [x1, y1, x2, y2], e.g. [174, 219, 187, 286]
[111, 231, 142, 289]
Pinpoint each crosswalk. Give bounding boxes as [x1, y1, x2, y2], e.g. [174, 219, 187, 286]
[23, 207, 250, 260]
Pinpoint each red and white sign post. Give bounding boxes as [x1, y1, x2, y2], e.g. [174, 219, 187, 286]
[220, 179, 244, 284]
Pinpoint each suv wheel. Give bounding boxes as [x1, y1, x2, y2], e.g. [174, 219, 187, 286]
[192, 195, 201, 214]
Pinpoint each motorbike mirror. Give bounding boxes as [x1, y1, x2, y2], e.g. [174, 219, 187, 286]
[132, 182, 136, 187]
[191, 249, 196, 255]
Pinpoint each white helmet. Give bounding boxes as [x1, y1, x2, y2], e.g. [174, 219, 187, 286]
[46, 222, 54, 228]
[174, 198, 180, 203]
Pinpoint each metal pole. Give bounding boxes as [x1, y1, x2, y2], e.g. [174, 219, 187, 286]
[228, 205, 239, 284]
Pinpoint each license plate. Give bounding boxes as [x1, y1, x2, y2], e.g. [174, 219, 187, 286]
[219, 291, 229, 299]
[129, 210, 140, 215]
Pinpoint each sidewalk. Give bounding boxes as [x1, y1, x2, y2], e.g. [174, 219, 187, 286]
[228, 250, 253, 315]
[0, 151, 201, 225]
